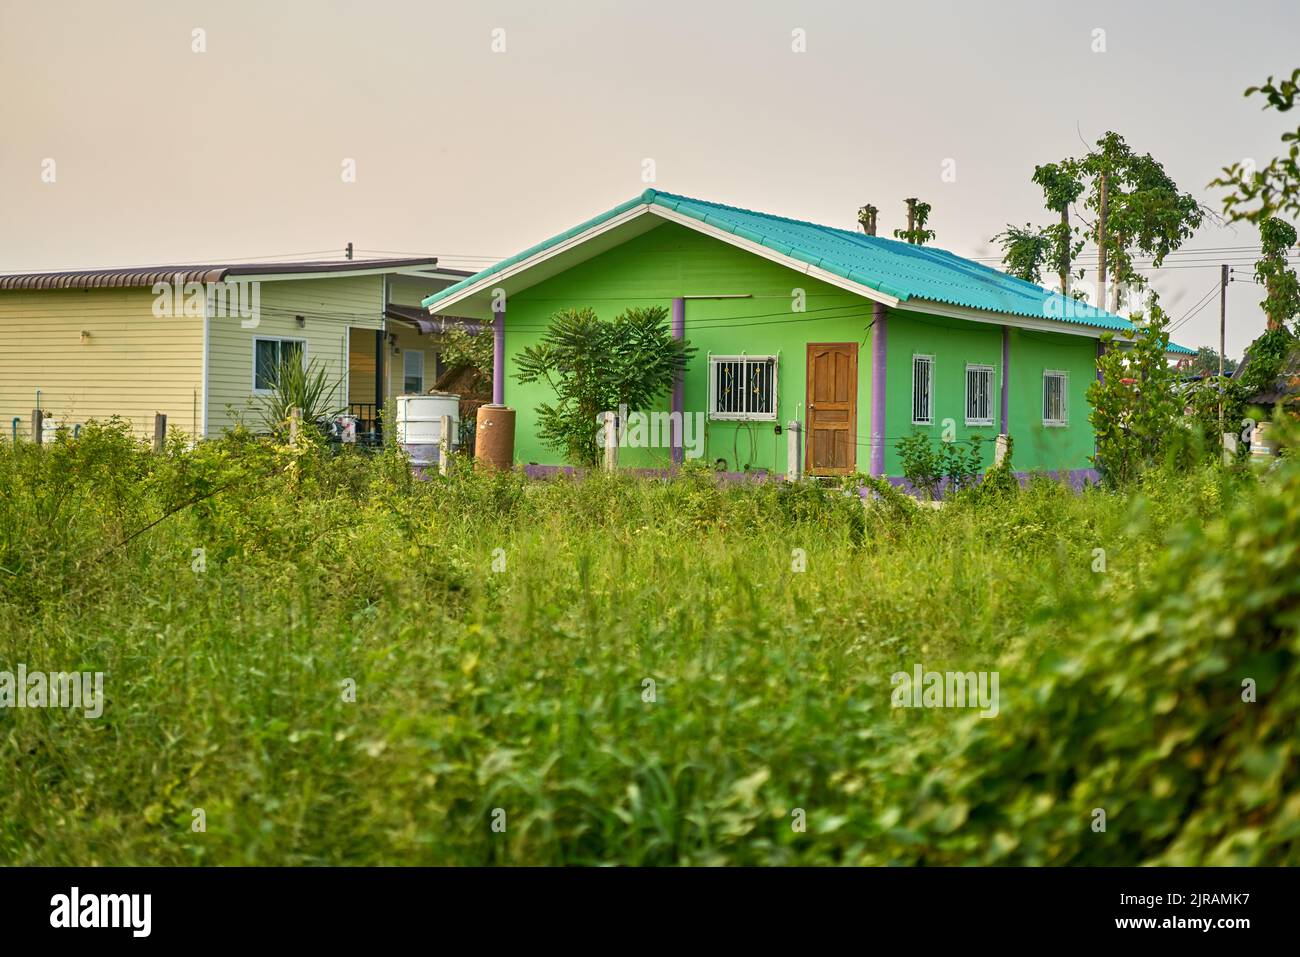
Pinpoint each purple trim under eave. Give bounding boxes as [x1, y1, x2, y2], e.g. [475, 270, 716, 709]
[671, 297, 685, 467]
[869, 302, 887, 476]
[1000, 327, 1010, 433]
[492, 309, 505, 406]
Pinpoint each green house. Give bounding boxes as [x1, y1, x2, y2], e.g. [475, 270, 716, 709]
[422, 190, 1192, 482]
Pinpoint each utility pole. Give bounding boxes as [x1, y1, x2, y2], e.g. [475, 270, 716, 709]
[1218, 263, 1228, 439]
[905, 199, 917, 243]
[345, 242, 353, 261]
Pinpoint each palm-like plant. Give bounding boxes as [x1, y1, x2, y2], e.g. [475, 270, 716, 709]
[514, 306, 694, 467]
[257, 355, 345, 438]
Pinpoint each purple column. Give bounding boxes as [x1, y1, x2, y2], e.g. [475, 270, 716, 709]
[869, 302, 887, 477]
[492, 307, 505, 406]
[671, 297, 685, 467]
[1000, 326, 1010, 433]
[1096, 339, 1105, 383]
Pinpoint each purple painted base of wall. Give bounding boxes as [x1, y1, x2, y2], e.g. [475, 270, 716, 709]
[521, 463, 778, 484]
[517, 463, 1100, 494]
[873, 468, 1101, 498]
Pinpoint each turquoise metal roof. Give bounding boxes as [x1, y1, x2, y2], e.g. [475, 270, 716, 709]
[423, 189, 1195, 349]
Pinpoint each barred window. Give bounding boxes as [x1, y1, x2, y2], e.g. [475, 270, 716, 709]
[912, 355, 933, 425]
[1043, 370, 1067, 426]
[708, 355, 778, 421]
[965, 364, 994, 426]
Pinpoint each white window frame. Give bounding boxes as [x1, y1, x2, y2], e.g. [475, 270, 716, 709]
[911, 354, 934, 425]
[1043, 369, 1068, 427]
[252, 337, 308, 394]
[964, 363, 995, 427]
[403, 349, 425, 395]
[707, 353, 779, 421]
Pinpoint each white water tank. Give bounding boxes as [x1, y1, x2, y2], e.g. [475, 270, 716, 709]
[396, 393, 460, 466]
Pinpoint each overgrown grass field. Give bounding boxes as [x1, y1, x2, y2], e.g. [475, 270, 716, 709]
[2, 422, 1297, 865]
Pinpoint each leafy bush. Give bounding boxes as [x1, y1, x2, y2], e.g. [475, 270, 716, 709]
[896, 433, 986, 499]
[874, 438, 1298, 865]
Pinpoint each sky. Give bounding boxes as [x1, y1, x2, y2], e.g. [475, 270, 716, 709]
[2, 0, 1298, 358]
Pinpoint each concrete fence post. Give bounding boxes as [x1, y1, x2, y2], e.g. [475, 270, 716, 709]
[786, 420, 802, 481]
[438, 414, 452, 476]
[288, 407, 301, 445]
[31, 409, 44, 446]
[1222, 432, 1237, 465]
[603, 411, 618, 472]
[994, 434, 1009, 466]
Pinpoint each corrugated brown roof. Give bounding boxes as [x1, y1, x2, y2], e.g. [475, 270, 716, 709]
[0, 258, 456, 291]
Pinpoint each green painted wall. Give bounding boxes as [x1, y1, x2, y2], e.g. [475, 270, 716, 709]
[504, 222, 874, 473]
[882, 313, 1097, 474]
[1005, 328, 1097, 471]
[882, 310, 1003, 476]
[500, 221, 1097, 476]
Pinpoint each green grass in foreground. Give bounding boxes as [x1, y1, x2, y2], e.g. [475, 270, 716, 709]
[1, 421, 1296, 865]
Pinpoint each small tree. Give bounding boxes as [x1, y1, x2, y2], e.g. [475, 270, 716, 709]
[1187, 346, 1239, 378]
[437, 325, 494, 380]
[893, 199, 936, 245]
[514, 306, 694, 467]
[1087, 303, 1184, 485]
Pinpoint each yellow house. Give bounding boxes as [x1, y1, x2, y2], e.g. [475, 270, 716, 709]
[0, 258, 472, 442]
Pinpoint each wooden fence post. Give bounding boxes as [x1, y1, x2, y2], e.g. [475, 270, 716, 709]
[153, 413, 167, 453]
[289, 407, 301, 445]
[31, 409, 44, 446]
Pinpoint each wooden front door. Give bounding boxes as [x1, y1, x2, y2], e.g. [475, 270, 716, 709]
[806, 342, 858, 475]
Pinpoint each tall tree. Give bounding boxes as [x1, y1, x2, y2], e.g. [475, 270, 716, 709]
[1256, 216, 1300, 331]
[1211, 68, 1300, 224]
[1031, 162, 1086, 294]
[1077, 133, 1205, 313]
[993, 223, 1051, 283]
[1210, 69, 1300, 333]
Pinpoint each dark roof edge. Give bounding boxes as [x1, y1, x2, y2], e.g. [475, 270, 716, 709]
[0, 258, 453, 292]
